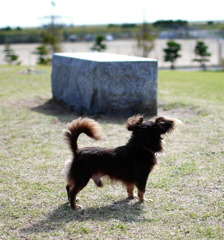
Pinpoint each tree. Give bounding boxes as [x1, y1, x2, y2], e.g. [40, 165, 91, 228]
[163, 41, 181, 70]
[193, 41, 211, 71]
[33, 45, 51, 65]
[91, 35, 107, 52]
[153, 20, 188, 29]
[136, 23, 157, 58]
[4, 44, 20, 65]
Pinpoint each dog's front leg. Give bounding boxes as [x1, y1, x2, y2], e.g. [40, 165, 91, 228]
[136, 168, 153, 202]
[137, 184, 153, 203]
[126, 184, 135, 199]
[137, 188, 145, 202]
[136, 180, 148, 202]
[137, 189, 145, 202]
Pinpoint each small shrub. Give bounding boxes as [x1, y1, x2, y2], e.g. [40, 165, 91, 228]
[163, 41, 181, 70]
[193, 41, 211, 71]
[4, 44, 21, 65]
[91, 35, 107, 52]
[33, 45, 51, 65]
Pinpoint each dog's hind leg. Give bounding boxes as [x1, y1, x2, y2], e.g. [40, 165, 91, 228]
[126, 184, 135, 199]
[70, 187, 81, 209]
[70, 178, 90, 209]
[66, 184, 80, 203]
[66, 184, 71, 202]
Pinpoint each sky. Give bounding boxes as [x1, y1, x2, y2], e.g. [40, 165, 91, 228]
[1, 0, 224, 28]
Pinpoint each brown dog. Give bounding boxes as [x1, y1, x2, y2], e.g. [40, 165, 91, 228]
[64, 115, 177, 209]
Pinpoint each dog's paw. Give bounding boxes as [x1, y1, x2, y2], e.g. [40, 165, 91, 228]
[71, 204, 83, 210]
[127, 195, 138, 200]
[127, 195, 134, 200]
[139, 198, 153, 203]
[68, 198, 79, 204]
[75, 204, 83, 209]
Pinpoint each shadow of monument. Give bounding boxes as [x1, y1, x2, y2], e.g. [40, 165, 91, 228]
[30, 98, 129, 124]
[21, 199, 151, 234]
[30, 98, 79, 123]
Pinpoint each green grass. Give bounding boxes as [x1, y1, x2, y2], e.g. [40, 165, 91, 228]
[159, 71, 224, 107]
[0, 66, 223, 239]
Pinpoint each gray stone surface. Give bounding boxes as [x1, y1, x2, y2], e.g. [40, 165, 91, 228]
[52, 52, 158, 116]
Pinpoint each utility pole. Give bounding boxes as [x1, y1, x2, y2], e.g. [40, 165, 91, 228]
[217, 38, 222, 70]
[41, 0, 62, 53]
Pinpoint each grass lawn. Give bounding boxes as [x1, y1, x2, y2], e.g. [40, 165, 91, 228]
[0, 66, 223, 239]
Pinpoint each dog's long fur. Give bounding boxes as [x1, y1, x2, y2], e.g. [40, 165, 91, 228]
[64, 115, 177, 209]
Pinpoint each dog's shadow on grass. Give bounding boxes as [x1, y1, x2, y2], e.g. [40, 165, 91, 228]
[21, 199, 151, 234]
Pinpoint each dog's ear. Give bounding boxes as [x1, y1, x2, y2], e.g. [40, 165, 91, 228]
[154, 117, 176, 134]
[126, 115, 144, 131]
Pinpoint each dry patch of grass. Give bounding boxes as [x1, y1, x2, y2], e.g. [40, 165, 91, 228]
[0, 66, 223, 239]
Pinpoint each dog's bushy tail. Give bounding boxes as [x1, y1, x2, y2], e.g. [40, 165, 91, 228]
[64, 118, 102, 156]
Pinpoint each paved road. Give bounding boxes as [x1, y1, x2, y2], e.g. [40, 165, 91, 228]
[0, 39, 223, 67]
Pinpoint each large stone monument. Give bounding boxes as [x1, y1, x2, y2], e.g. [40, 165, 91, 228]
[52, 52, 158, 116]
